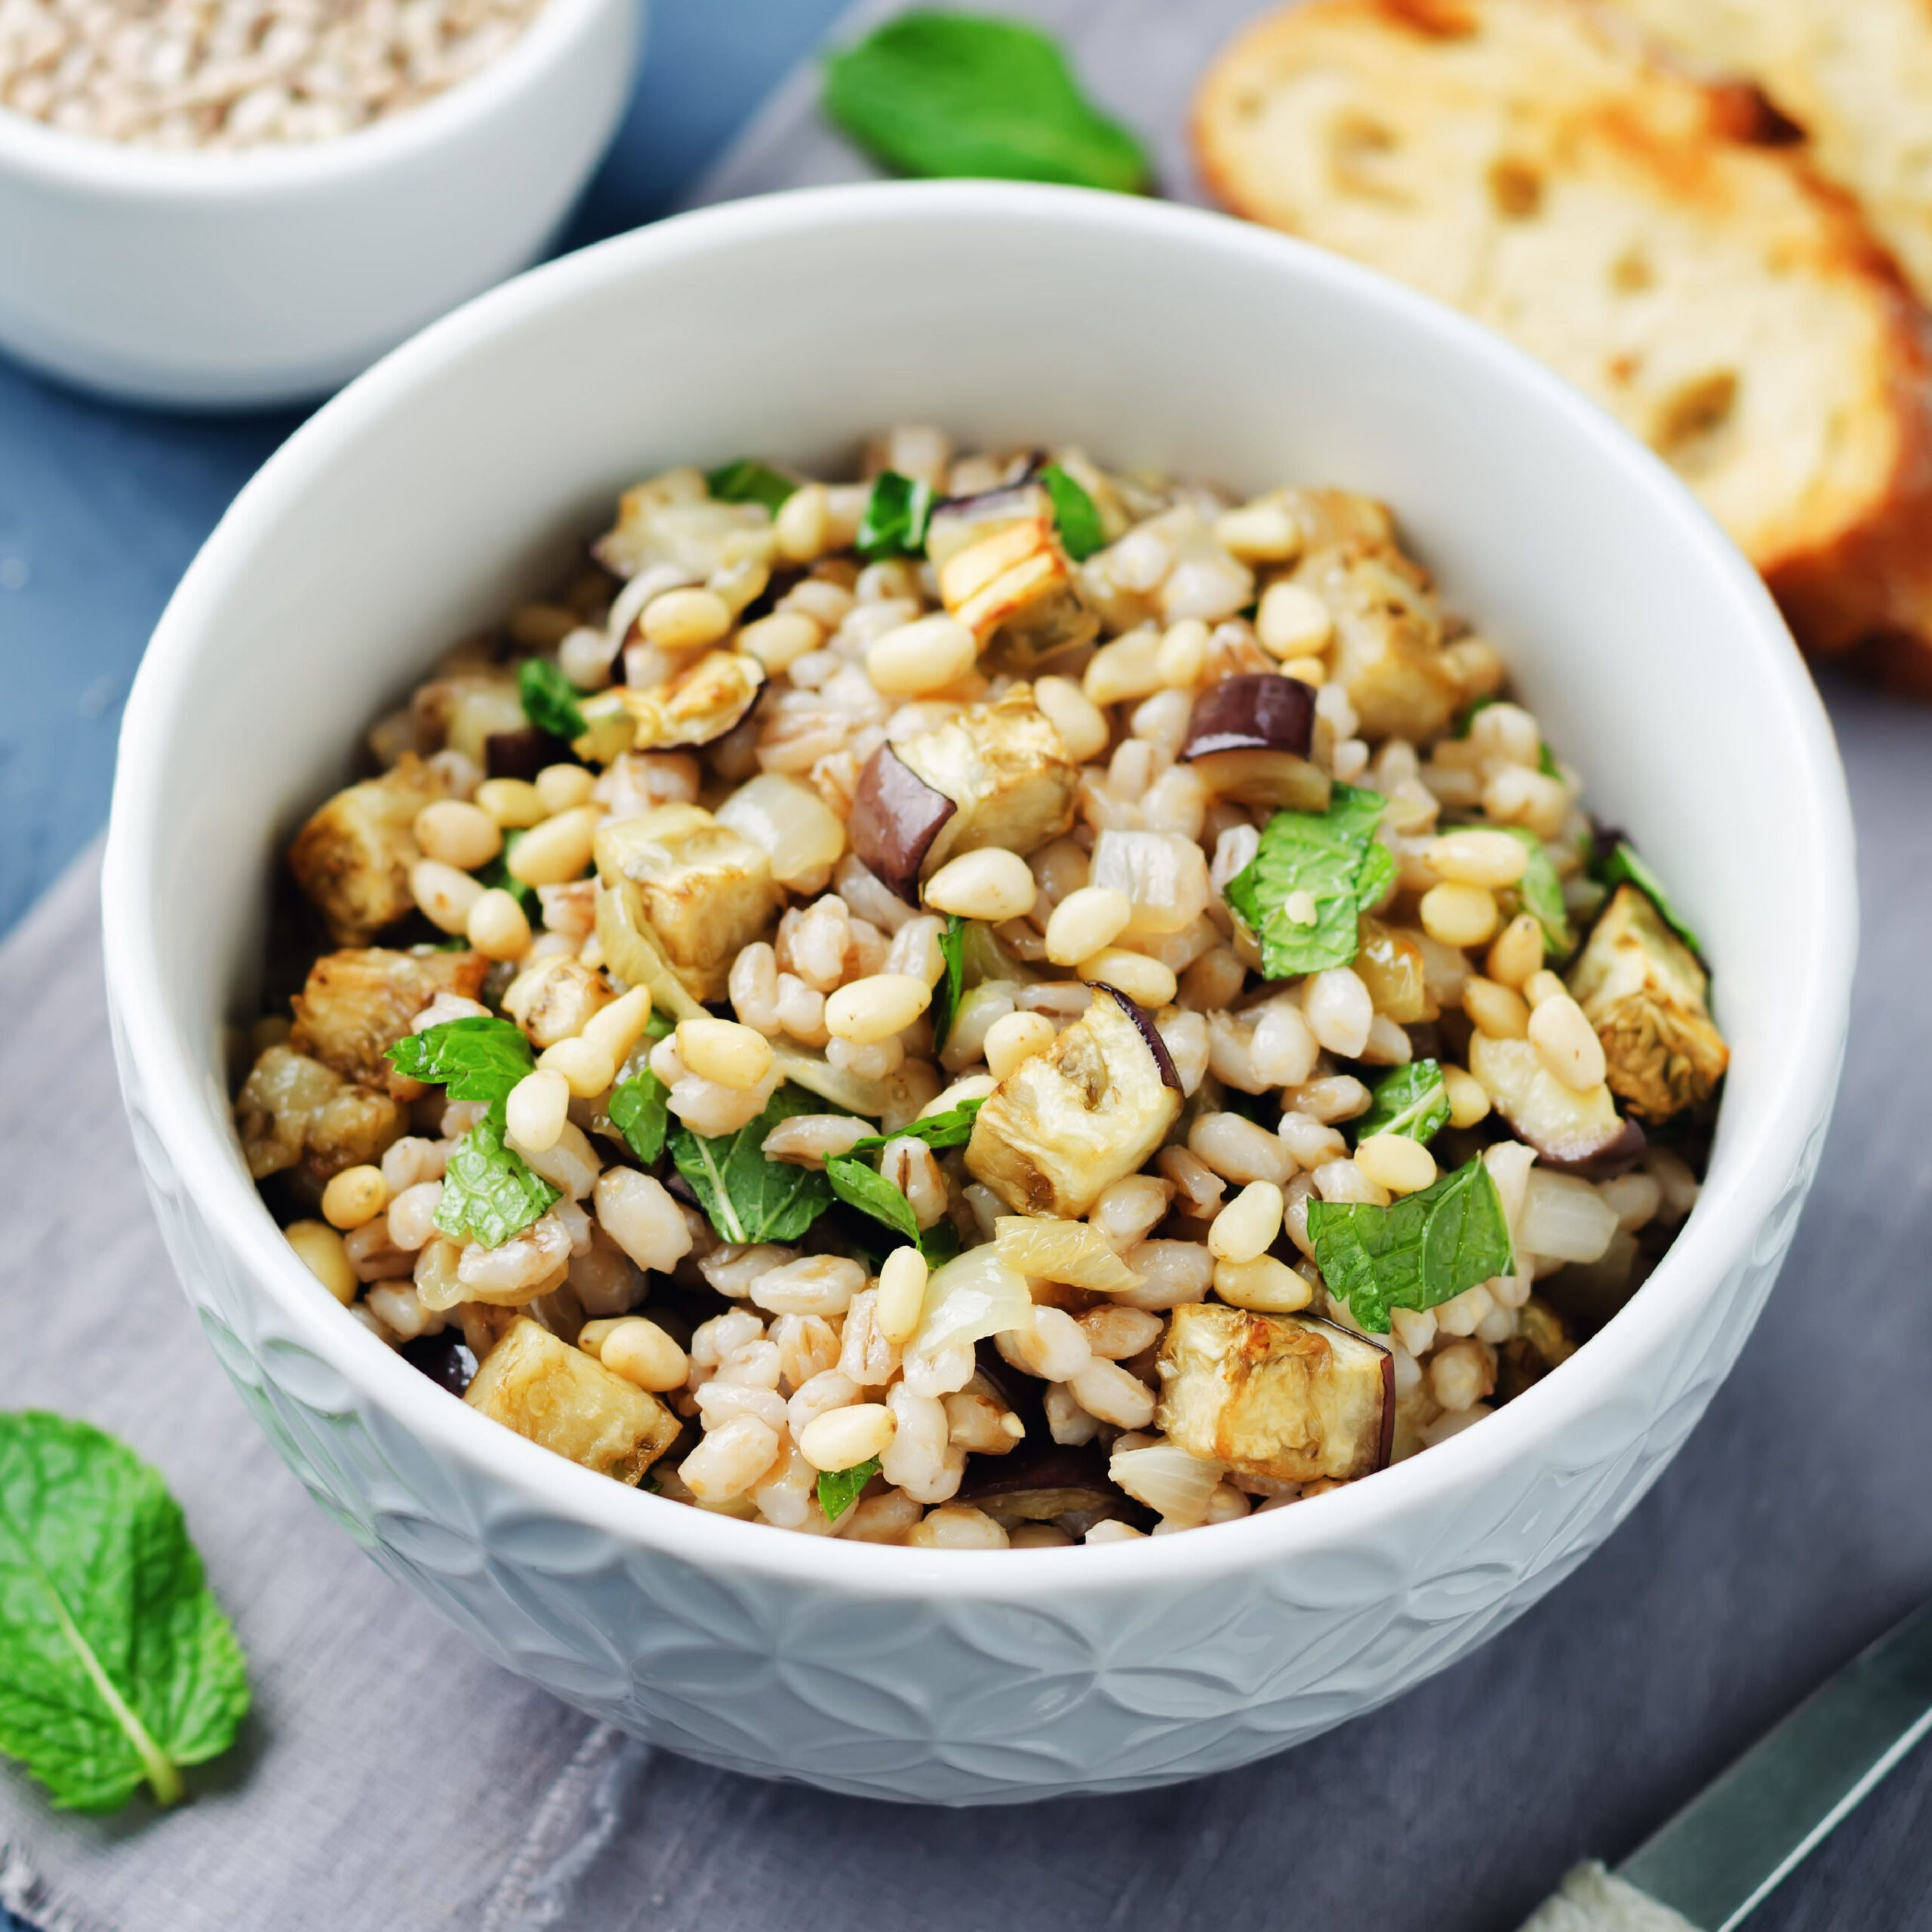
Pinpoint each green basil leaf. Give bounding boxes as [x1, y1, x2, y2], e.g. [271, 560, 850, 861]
[434, 1110, 560, 1248]
[826, 1154, 922, 1244]
[670, 1083, 835, 1246]
[1306, 1157, 1513, 1334]
[518, 657, 587, 742]
[918, 1220, 962, 1266]
[928, 914, 967, 1051]
[386, 1015, 535, 1108]
[1223, 784, 1393, 980]
[1503, 827, 1574, 957]
[1355, 1060, 1451, 1145]
[608, 1069, 669, 1167]
[816, 1456, 881, 1524]
[1595, 838, 1703, 958]
[823, 13, 1149, 194]
[0, 1412, 249, 1811]
[705, 459, 796, 513]
[1038, 463, 1105, 561]
[849, 1096, 983, 1155]
[855, 470, 932, 560]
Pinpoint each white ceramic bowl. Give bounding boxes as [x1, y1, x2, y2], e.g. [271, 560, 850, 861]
[0, 0, 642, 407]
[101, 182, 1855, 1804]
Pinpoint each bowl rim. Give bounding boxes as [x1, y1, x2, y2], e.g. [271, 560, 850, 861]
[0, 0, 629, 198]
[102, 179, 1857, 1601]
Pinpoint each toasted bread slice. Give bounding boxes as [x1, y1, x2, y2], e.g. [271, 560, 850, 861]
[1193, 0, 1932, 682]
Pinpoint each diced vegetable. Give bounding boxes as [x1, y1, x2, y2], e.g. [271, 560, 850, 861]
[290, 947, 488, 1095]
[286, 752, 451, 944]
[715, 773, 848, 894]
[1518, 1171, 1620, 1265]
[848, 746, 958, 902]
[1223, 784, 1395, 979]
[957, 1441, 1115, 1522]
[1156, 1304, 1393, 1484]
[1089, 829, 1214, 937]
[1468, 1032, 1629, 1168]
[1352, 919, 1436, 1023]
[994, 1216, 1139, 1294]
[1180, 672, 1315, 760]
[616, 650, 767, 752]
[234, 1044, 405, 1184]
[909, 1244, 1033, 1362]
[927, 486, 1099, 671]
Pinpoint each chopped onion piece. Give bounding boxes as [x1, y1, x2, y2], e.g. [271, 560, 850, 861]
[1090, 829, 1212, 937]
[1519, 1170, 1619, 1263]
[911, 1245, 1033, 1362]
[770, 1041, 892, 1118]
[1108, 1442, 1226, 1527]
[715, 773, 848, 892]
[994, 1217, 1140, 1294]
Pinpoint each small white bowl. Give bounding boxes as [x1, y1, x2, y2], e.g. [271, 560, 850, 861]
[0, 0, 643, 407]
[103, 182, 1855, 1804]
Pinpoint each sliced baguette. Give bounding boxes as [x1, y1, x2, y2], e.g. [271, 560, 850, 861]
[1192, 0, 1932, 684]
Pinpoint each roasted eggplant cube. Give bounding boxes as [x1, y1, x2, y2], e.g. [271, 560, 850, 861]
[931, 503, 1099, 672]
[848, 746, 958, 903]
[1468, 1032, 1627, 1169]
[593, 804, 780, 1004]
[1156, 1303, 1393, 1484]
[894, 688, 1078, 877]
[286, 752, 451, 945]
[1567, 884, 1729, 1121]
[464, 1317, 679, 1484]
[619, 650, 766, 752]
[289, 946, 490, 1095]
[965, 986, 1182, 1218]
[234, 1042, 405, 1185]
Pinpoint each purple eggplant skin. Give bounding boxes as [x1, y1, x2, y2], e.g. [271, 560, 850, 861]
[400, 1333, 479, 1397]
[1542, 1116, 1648, 1180]
[955, 1439, 1117, 1521]
[485, 728, 573, 780]
[1179, 673, 1315, 761]
[1091, 982, 1183, 1094]
[1301, 1313, 1397, 1475]
[848, 744, 958, 903]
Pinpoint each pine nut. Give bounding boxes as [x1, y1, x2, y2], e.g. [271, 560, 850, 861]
[1528, 992, 1607, 1091]
[641, 586, 732, 650]
[504, 1068, 570, 1152]
[1281, 656, 1327, 686]
[824, 973, 932, 1044]
[1524, 969, 1567, 1008]
[866, 614, 979, 694]
[1256, 582, 1334, 659]
[1082, 627, 1164, 706]
[676, 1017, 775, 1089]
[1208, 1181, 1284, 1263]
[1045, 885, 1131, 965]
[1443, 1064, 1491, 1128]
[286, 1220, 358, 1304]
[1078, 949, 1177, 1009]
[535, 763, 595, 814]
[410, 859, 482, 934]
[875, 1246, 929, 1346]
[581, 986, 654, 1064]
[414, 798, 501, 869]
[1426, 829, 1527, 889]
[1212, 1254, 1312, 1312]
[1155, 619, 1210, 688]
[321, 1163, 388, 1229]
[466, 887, 531, 961]
[774, 481, 830, 563]
[1420, 881, 1500, 948]
[1485, 912, 1544, 988]
[584, 1316, 688, 1393]
[1034, 675, 1110, 761]
[1463, 976, 1531, 1040]
[924, 848, 1037, 921]
[539, 1035, 619, 1098]
[798, 1402, 897, 1472]
[1213, 500, 1301, 563]
[738, 610, 822, 673]
[983, 1011, 1056, 1080]
[507, 804, 599, 886]
[475, 777, 546, 828]
[1355, 1133, 1438, 1195]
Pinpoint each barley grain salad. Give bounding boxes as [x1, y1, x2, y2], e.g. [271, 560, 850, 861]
[235, 431, 1729, 1551]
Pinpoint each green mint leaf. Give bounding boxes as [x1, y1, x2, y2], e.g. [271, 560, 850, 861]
[919, 1220, 962, 1266]
[855, 470, 932, 560]
[1595, 838, 1703, 958]
[1223, 785, 1392, 980]
[0, 1413, 249, 1812]
[705, 459, 796, 513]
[1356, 1060, 1451, 1145]
[1306, 1157, 1513, 1334]
[386, 1016, 535, 1109]
[823, 13, 1149, 194]
[816, 1456, 881, 1524]
[826, 1155, 921, 1244]
[1537, 740, 1562, 780]
[475, 828, 537, 917]
[928, 915, 967, 1051]
[1038, 463, 1105, 561]
[1503, 828, 1574, 957]
[608, 1068, 670, 1166]
[849, 1097, 983, 1155]
[670, 1084, 835, 1246]
[434, 1111, 560, 1248]
[1451, 694, 1500, 738]
[518, 657, 587, 743]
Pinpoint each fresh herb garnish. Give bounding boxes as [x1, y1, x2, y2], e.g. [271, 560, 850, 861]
[672, 1084, 836, 1245]
[848, 1097, 984, 1155]
[856, 470, 933, 560]
[386, 1015, 536, 1109]
[434, 1110, 560, 1248]
[1503, 828, 1574, 957]
[823, 13, 1149, 194]
[1452, 693, 1561, 777]
[1355, 1060, 1451, 1145]
[1038, 463, 1105, 561]
[928, 915, 967, 1051]
[816, 1456, 881, 1524]
[1223, 785, 1395, 979]
[608, 1068, 670, 1166]
[0, 1413, 249, 1812]
[918, 1220, 962, 1266]
[475, 828, 537, 916]
[826, 1154, 921, 1244]
[518, 657, 587, 743]
[706, 459, 796, 513]
[1595, 838, 1703, 958]
[1537, 741, 1562, 780]
[1306, 1157, 1514, 1334]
